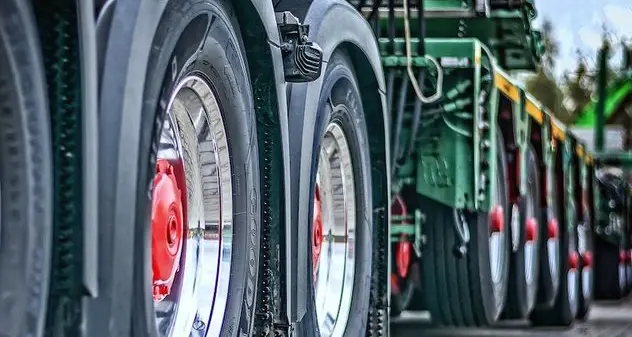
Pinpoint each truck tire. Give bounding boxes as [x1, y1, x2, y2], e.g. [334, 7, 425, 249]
[530, 149, 578, 327]
[593, 237, 625, 299]
[504, 146, 541, 318]
[128, 1, 264, 335]
[419, 131, 511, 327]
[533, 168, 561, 310]
[0, 2, 52, 337]
[296, 50, 373, 337]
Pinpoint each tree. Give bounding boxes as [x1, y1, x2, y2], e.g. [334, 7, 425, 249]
[561, 50, 593, 118]
[525, 18, 574, 123]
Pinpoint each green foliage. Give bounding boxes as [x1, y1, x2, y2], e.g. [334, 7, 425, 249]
[524, 18, 575, 123]
[524, 18, 630, 125]
[562, 54, 592, 119]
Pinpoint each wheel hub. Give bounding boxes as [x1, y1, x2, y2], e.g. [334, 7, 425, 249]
[569, 251, 579, 270]
[582, 251, 593, 268]
[313, 121, 357, 337]
[490, 205, 505, 233]
[313, 183, 324, 278]
[547, 218, 559, 239]
[525, 217, 538, 242]
[151, 159, 184, 302]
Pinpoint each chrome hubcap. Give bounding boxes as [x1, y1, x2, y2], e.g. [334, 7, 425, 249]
[524, 182, 539, 293]
[489, 163, 508, 305]
[313, 122, 356, 337]
[577, 222, 591, 299]
[152, 75, 233, 337]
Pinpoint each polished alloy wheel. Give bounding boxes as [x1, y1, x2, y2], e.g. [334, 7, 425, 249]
[567, 210, 578, 311]
[577, 222, 592, 299]
[151, 75, 233, 336]
[524, 178, 539, 305]
[312, 122, 356, 337]
[546, 172, 560, 288]
[489, 166, 508, 305]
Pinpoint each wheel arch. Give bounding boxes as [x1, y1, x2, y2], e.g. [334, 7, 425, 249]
[285, 0, 390, 324]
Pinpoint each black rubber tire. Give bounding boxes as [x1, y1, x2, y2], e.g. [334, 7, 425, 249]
[577, 219, 594, 320]
[419, 131, 511, 327]
[390, 186, 422, 316]
[129, 1, 262, 335]
[390, 261, 418, 317]
[296, 50, 373, 337]
[593, 237, 625, 299]
[530, 148, 578, 327]
[533, 165, 561, 310]
[503, 147, 541, 319]
[0, 2, 53, 337]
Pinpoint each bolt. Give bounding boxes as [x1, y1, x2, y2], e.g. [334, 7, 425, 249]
[453, 244, 467, 258]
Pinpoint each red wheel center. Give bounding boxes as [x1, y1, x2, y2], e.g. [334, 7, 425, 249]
[525, 217, 538, 242]
[620, 250, 632, 264]
[569, 252, 579, 270]
[167, 217, 178, 244]
[151, 159, 185, 302]
[582, 251, 593, 268]
[312, 184, 324, 278]
[547, 218, 559, 239]
[490, 205, 504, 233]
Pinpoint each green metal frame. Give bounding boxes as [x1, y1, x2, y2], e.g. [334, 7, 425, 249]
[564, 137, 577, 233]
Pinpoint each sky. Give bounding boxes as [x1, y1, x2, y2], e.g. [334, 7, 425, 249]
[532, 0, 632, 79]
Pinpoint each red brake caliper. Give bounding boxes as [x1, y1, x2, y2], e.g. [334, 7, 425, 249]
[313, 184, 324, 279]
[151, 159, 185, 302]
[391, 196, 412, 292]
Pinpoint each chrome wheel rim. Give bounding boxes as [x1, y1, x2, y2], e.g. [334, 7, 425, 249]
[152, 75, 233, 337]
[313, 121, 356, 337]
[567, 202, 578, 312]
[577, 222, 591, 299]
[489, 162, 508, 305]
[524, 178, 539, 293]
[547, 170, 560, 287]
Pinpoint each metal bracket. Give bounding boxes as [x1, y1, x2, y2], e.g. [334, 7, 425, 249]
[452, 209, 470, 257]
[275, 11, 323, 83]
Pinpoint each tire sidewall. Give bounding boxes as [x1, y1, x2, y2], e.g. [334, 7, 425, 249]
[489, 132, 511, 318]
[134, 1, 259, 335]
[0, 2, 52, 336]
[298, 51, 373, 337]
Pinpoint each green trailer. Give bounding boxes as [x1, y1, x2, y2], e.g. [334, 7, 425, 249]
[366, 0, 598, 327]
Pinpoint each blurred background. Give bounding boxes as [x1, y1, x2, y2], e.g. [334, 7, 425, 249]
[515, 0, 632, 164]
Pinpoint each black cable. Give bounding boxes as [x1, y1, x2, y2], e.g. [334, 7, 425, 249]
[398, 71, 424, 165]
[392, 73, 409, 172]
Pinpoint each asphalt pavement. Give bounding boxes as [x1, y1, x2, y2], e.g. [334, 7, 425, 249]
[391, 297, 632, 337]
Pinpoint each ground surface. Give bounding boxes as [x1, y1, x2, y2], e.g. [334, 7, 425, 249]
[391, 297, 632, 337]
